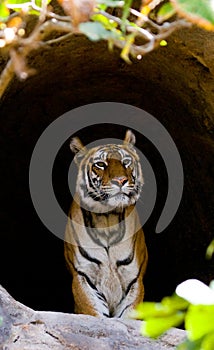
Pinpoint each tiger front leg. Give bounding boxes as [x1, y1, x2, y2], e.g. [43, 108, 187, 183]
[72, 273, 110, 317]
[114, 280, 145, 318]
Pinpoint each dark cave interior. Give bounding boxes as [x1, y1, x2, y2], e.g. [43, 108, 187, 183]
[0, 32, 213, 313]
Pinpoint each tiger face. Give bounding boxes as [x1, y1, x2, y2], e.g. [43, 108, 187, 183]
[70, 130, 144, 212]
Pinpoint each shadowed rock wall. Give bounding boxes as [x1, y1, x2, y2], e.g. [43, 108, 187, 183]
[0, 26, 213, 312]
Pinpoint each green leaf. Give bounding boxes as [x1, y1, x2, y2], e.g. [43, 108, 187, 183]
[7, 0, 51, 4]
[131, 302, 172, 320]
[177, 337, 204, 350]
[178, 333, 214, 350]
[206, 240, 214, 259]
[132, 294, 188, 320]
[141, 311, 185, 338]
[157, 2, 176, 23]
[92, 14, 118, 30]
[35, 0, 52, 6]
[97, 0, 123, 7]
[0, 2, 10, 21]
[96, 3, 108, 11]
[202, 332, 214, 350]
[162, 293, 189, 310]
[185, 305, 214, 340]
[121, 0, 133, 32]
[79, 22, 116, 41]
[132, 301, 175, 319]
[171, 0, 214, 30]
[6, 0, 51, 13]
[6, 0, 31, 16]
[7, 0, 30, 4]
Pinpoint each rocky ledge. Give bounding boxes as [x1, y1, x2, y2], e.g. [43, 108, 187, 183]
[0, 285, 186, 350]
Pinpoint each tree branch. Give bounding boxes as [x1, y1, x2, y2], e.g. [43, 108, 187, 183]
[0, 59, 14, 99]
[0, 1, 192, 99]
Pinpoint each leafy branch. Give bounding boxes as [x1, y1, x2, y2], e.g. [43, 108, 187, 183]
[131, 279, 214, 350]
[1, 0, 214, 98]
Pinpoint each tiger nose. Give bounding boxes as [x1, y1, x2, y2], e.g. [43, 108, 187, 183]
[111, 176, 128, 187]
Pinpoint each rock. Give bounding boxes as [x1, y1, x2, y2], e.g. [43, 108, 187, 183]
[0, 285, 186, 350]
[0, 285, 34, 346]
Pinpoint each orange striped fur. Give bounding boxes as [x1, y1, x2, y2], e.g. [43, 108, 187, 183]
[64, 130, 148, 318]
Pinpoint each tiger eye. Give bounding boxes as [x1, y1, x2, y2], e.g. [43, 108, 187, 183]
[123, 158, 132, 167]
[94, 162, 107, 169]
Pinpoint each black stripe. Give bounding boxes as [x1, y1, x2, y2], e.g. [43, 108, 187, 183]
[125, 255, 147, 296]
[87, 170, 109, 202]
[80, 184, 89, 198]
[115, 276, 139, 318]
[80, 183, 104, 202]
[80, 169, 101, 201]
[117, 253, 146, 309]
[67, 219, 103, 265]
[116, 250, 134, 267]
[81, 207, 126, 247]
[116, 236, 136, 267]
[79, 245, 101, 266]
[77, 270, 108, 304]
[125, 276, 138, 296]
[78, 270, 98, 291]
[118, 303, 132, 318]
[81, 208, 106, 247]
[96, 291, 107, 303]
[66, 245, 108, 306]
[88, 170, 97, 192]
[81, 207, 93, 227]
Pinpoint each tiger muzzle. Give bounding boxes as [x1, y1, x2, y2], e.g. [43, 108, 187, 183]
[111, 176, 128, 188]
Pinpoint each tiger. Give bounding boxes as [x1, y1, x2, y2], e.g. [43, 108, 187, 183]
[64, 130, 148, 318]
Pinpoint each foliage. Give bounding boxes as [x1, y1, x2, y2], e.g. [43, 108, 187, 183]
[206, 240, 214, 260]
[131, 279, 214, 350]
[131, 293, 189, 338]
[1, 0, 214, 98]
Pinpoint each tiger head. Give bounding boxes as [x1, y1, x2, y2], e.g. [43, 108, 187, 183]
[70, 130, 144, 212]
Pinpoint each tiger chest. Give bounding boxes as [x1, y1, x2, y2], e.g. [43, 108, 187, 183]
[79, 243, 139, 308]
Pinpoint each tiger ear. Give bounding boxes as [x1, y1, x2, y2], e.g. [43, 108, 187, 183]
[70, 137, 87, 165]
[124, 130, 136, 146]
